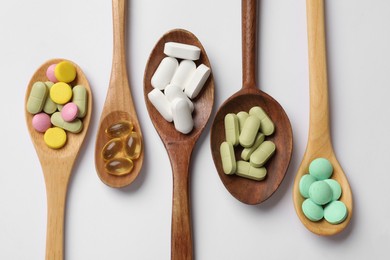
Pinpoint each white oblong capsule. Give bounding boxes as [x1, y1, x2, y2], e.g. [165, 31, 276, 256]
[164, 42, 201, 60]
[151, 57, 178, 90]
[171, 60, 196, 90]
[220, 141, 236, 175]
[184, 64, 211, 99]
[147, 88, 173, 122]
[164, 84, 194, 112]
[171, 98, 193, 134]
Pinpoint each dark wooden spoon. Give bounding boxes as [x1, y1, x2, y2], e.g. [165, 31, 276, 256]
[210, 0, 293, 205]
[144, 29, 214, 260]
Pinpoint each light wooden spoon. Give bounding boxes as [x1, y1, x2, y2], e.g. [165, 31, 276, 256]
[95, 0, 144, 188]
[25, 58, 92, 260]
[210, 0, 293, 205]
[292, 0, 353, 236]
[144, 29, 214, 260]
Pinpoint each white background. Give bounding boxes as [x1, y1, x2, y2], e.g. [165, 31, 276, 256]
[1, 0, 389, 259]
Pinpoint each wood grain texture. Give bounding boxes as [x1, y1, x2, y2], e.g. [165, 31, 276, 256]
[144, 29, 214, 260]
[292, 0, 353, 236]
[95, 0, 144, 187]
[210, 0, 293, 205]
[25, 59, 92, 260]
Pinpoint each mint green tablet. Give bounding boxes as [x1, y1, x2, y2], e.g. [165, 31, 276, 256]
[324, 179, 342, 201]
[299, 174, 317, 198]
[309, 158, 333, 180]
[324, 201, 348, 224]
[302, 199, 324, 222]
[309, 181, 332, 205]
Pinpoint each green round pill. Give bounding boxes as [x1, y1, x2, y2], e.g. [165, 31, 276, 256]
[302, 198, 324, 221]
[324, 179, 342, 201]
[309, 158, 333, 180]
[309, 181, 332, 205]
[324, 201, 348, 224]
[299, 174, 317, 198]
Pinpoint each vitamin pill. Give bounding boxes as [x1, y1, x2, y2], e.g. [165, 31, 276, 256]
[105, 157, 134, 176]
[299, 174, 317, 198]
[224, 113, 239, 146]
[220, 141, 236, 175]
[308, 181, 332, 205]
[51, 112, 83, 133]
[61, 102, 79, 122]
[324, 201, 348, 224]
[164, 42, 201, 60]
[184, 64, 211, 99]
[241, 133, 265, 161]
[324, 179, 342, 201]
[46, 64, 58, 83]
[54, 61, 76, 83]
[236, 160, 267, 181]
[237, 111, 249, 133]
[147, 88, 173, 122]
[106, 121, 133, 138]
[171, 98, 193, 134]
[164, 84, 194, 112]
[44, 127, 67, 149]
[250, 141, 275, 167]
[50, 82, 72, 105]
[72, 85, 88, 118]
[27, 81, 48, 114]
[309, 158, 333, 180]
[32, 113, 51, 132]
[125, 131, 142, 159]
[43, 82, 57, 114]
[151, 57, 178, 90]
[239, 115, 261, 148]
[302, 198, 324, 222]
[102, 138, 123, 161]
[249, 106, 274, 136]
[170, 60, 196, 89]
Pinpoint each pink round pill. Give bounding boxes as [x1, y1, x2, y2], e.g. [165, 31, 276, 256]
[32, 113, 51, 132]
[46, 64, 58, 83]
[61, 102, 79, 122]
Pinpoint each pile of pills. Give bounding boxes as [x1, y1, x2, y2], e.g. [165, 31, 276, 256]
[26, 61, 88, 149]
[148, 42, 211, 134]
[299, 158, 348, 224]
[101, 121, 142, 176]
[220, 106, 275, 181]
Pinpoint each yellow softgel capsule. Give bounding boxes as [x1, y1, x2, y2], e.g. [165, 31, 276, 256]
[50, 82, 72, 105]
[54, 61, 76, 83]
[44, 127, 67, 149]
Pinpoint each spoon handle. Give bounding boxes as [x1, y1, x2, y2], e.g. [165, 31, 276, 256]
[106, 0, 131, 112]
[168, 143, 193, 260]
[41, 163, 72, 260]
[307, 0, 332, 149]
[242, 0, 257, 90]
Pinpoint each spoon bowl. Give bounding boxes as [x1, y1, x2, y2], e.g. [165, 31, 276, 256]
[210, 0, 293, 205]
[144, 29, 214, 260]
[292, 0, 353, 235]
[95, 0, 144, 188]
[25, 58, 92, 260]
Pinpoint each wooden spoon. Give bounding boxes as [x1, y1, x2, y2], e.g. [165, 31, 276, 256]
[292, 0, 353, 236]
[25, 58, 92, 260]
[210, 0, 293, 205]
[95, 0, 144, 188]
[144, 29, 214, 260]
